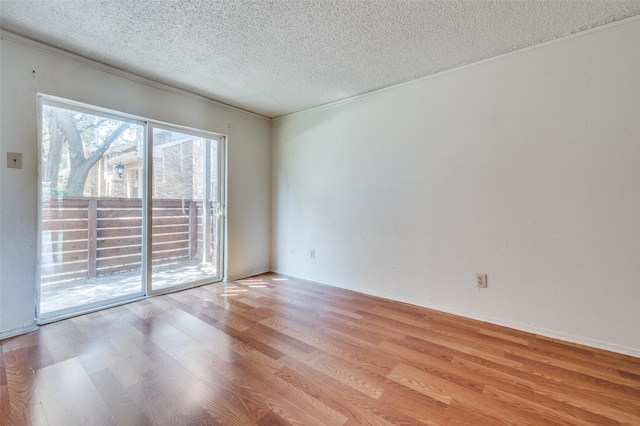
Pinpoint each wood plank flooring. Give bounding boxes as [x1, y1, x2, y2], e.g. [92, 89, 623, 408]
[1, 273, 639, 425]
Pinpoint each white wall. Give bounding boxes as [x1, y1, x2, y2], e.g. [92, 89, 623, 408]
[0, 34, 272, 337]
[272, 18, 640, 356]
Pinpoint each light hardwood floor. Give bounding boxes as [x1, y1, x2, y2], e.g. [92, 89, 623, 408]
[1, 273, 639, 425]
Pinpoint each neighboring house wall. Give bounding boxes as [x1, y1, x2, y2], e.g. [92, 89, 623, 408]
[154, 139, 196, 199]
[272, 18, 640, 356]
[0, 33, 272, 337]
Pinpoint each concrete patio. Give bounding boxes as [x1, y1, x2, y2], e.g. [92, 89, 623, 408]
[40, 261, 218, 314]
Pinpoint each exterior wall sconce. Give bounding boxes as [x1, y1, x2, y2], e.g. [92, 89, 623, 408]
[115, 162, 125, 179]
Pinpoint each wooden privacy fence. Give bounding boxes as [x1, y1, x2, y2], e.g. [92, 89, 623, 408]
[40, 197, 215, 284]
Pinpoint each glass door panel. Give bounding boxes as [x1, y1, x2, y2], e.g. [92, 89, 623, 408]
[150, 126, 221, 291]
[39, 101, 145, 318]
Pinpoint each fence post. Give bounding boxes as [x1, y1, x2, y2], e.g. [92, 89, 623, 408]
[88, 199, 98, 277]
[189, 201, 197, 260]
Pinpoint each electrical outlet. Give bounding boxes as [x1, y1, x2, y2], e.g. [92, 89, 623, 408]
[476, 273, 488, 288]
[310, 249, 315, 259]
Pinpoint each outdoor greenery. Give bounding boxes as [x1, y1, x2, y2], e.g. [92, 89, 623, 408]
[41, 105, 139, 196]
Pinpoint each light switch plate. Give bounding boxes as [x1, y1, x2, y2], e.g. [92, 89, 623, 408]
[7, 152, 23, 169]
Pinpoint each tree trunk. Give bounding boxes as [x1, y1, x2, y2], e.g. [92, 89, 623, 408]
[43, 109, 64, 189]
[50, 109, 130, 196]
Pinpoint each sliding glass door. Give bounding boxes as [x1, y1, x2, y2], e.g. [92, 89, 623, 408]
[150, 126, 223, 292]
[38, 97, 224, 321]
[39, 101, 145, 317]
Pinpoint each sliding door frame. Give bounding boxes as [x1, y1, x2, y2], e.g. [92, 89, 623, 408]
[36, 94, 227, 323]
[147, 123, 226, 296]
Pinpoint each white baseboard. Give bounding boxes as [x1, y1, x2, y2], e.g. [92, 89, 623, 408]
[435, 305, 640, 359]
[0, 324, 38, 341]
[225, 267, 271, 282]
[344, 283, 640, 358]
[271, 275, 640, 359]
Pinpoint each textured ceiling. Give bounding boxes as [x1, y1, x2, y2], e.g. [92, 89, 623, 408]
[1, 1, 640, 118]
